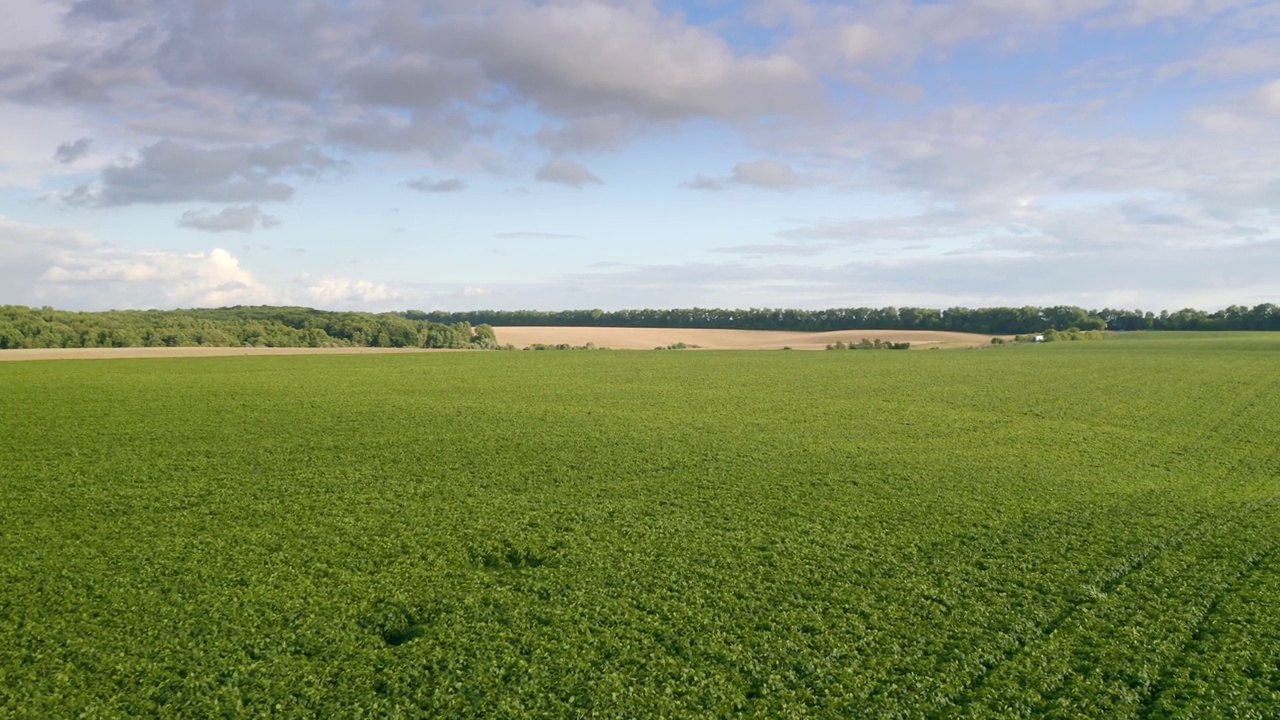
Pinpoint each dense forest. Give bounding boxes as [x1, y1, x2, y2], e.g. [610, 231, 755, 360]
[0, 306, 497, 350]
[0, 303, 1276, 350]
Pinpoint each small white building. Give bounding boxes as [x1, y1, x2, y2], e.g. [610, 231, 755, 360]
[1034, 335, 1045, 342]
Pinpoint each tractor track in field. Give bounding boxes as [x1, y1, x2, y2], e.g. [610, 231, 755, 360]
[949, 375, 1280, 714]
[1133, 539, 1280, 719]
[949, 502, 1261, 712]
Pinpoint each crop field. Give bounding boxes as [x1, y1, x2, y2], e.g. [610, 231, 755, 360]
[1, 332, 1278, 718]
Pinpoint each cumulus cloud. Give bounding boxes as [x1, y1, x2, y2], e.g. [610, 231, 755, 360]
[759, 96, 1280, 231]
[535, 159, 603, 188]
[344, 55, 485, 110]
[729, 159, 809, 190]
[177, 205, 281, 232]
[0, 213, 432, 311]
[682, 159, 810, 192]
[0, 214, 273, 309]
[64, 139, 340, 206]
[326, 112, 478, 156]
[2, 0, 820, 178]
[48, 0, 818, 128]
[680, 174, 727, 191]
[298, 275, 406, 311]
[0, 104, 100, 186]
[431, 1, 820, 121]
[406, 176, 467, 193]
[150, 0, 350, 103]
[54, 137, 93, 164]
[535, 114, 632, 154]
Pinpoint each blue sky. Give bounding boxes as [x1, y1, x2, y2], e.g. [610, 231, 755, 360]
[0, 0, 1277, 312]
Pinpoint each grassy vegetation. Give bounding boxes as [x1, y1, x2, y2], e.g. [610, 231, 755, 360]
[1, 333, 1278, 717]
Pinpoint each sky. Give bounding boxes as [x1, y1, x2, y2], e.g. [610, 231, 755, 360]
[0, 0, 1277, 313]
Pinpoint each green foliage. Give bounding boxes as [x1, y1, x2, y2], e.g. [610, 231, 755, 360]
[523, 342, 602, 351]
[654, 342, 699, 350]
[826, 338, 911, 350]
[0, 305, 495, 350]
[2, 304, 1277, 352]
[2, 334, 1280, 717]
[1014, 328, 1109, 343]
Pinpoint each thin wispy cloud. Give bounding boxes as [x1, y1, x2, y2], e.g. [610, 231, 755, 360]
[495, 232, 581, 240]
[710, 244, 830, 256]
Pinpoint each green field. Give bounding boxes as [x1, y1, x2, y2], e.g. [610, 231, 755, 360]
[2, 334, 1278, 718]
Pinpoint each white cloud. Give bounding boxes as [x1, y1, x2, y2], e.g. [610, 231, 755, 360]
[0, 0, 62, 52]
[45, 247, 269, 307]
[532, 232, 1280, 310]
[729, 159, 809, 190]
[0, 214, 428, 312]
[0, 103, 104, 187]
[178, 205, 281, 232]
[535, 158, 603, 187]
[535, 114, 633, 154]
[297, 275, 407, 311]
[710, 243, 831, 256]
[0, 214, 274, 309]
[1188, 79, 1280, 137]
[65, 139, 341, 206]
[1157, 40, 1280, 81]
[0, 0, 823, 189]
[494, 231, 580, 240]
[1097, 0, 1262, 27]
[1250, 79, 1280, 113]
[681, 159, 810, 192]
[440, 1, 821, 121]
[54, 137, 93, 164]
[679, 174, 726, 191]
[406, 176, 467, 193]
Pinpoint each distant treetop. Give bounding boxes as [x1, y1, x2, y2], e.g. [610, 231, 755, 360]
[1, 303, 1275, 350]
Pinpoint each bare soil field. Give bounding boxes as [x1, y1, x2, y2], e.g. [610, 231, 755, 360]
[495, 327, 1002, 350]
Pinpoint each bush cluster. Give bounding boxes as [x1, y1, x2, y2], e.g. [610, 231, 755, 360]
[826, 339, 911, 350]
[523, 343, 604, 351]
[1012, 328, 1108, 343]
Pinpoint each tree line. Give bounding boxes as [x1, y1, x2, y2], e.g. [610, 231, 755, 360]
[1, 303, 1276, 350]
[411, 304, 1280, 334]
[0, 305, 498, 350]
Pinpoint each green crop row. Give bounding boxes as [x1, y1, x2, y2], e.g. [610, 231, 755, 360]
[1, 333, 1277, 717]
